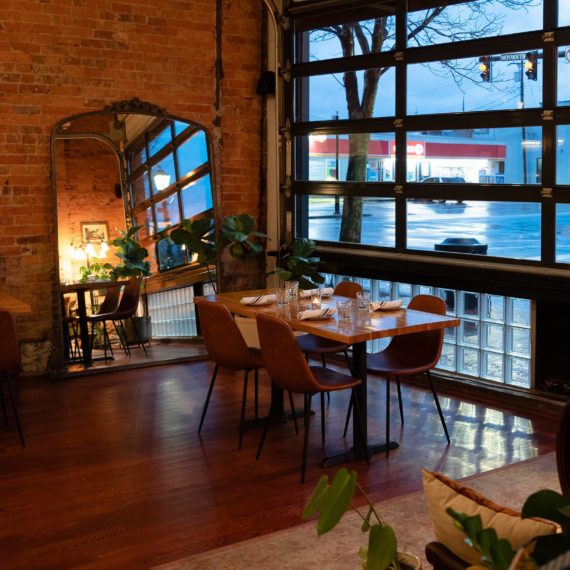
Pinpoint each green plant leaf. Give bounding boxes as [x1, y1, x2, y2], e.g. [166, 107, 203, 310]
[489, 538, 515, 570]
[366, 524, 397, 570]
[522, 489, 570, 527]
[302, 475, 330, 520]
[316, 469, 357, 535]
[476, 527, 499, 563]
[462, 514, 483, 543]
[361, 505, 374, 533]
[530, 533, 570, 566]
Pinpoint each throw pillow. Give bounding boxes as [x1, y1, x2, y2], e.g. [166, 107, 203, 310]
[422, 469, 557, 566]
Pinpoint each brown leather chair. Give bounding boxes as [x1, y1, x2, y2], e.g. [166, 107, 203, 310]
[344, 295, 450, 446]
[195, 299, 264, 449]
[296, 281, 363, 374]
[0, 310, 25, 447]
[86, 284, 124, 361]
[255, 313, 368, 483]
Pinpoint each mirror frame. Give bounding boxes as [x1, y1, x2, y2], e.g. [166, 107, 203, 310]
[50, 97, 217, 375]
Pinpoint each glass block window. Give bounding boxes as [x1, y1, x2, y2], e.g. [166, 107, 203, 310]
[325, 274, 533, 389]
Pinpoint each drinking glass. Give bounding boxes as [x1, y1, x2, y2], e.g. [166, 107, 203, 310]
[310, 289, 322, 309]
[336, 300, 352, 321]
[356, 291, 371, 311]
[285, 280, 299, 301]
[275, 287, 289, 307]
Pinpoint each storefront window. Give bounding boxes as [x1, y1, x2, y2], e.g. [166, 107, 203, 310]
[407, 128, 541, 185]
[407, 200, 541, 260]
[555, 203, 570, 262]
[556, 125, 570, 184]
[558, 47, 570, 106]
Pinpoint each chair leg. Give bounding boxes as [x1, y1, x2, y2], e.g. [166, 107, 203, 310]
[395, 375, 404, 424]
[301, 393, 312, 484]
[254, 368, 259, 424]
[351, 387, 369, 466]
[288, 391, 299, 435]
[343, 349, 354, 375]
[0, 382, 8, 425]
[320, 355, 326, 368]
[427, 370, 451, 444]
[112, 320, 130, 356]
[117, 321, 132, 356]
[129, 317, 148, 356]
[239, 370, 249, 450]
[320, 392, 326, 447]
[6, 372, 25, 447]
[198, 364, 219, 434]
[256, 405, 273, 460]
[343, 398, 353, 438]
[386, 376, 391, 457]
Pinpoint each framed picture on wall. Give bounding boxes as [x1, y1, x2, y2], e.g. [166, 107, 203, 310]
[81, 222, 109, 244]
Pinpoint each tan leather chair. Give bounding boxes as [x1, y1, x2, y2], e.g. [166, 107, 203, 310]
[255, 313, 367, 483]
[0, 310, 25, 447]
[345, 295, 450, 446]
[296, 281, 363, 374]
[195, 299, 264, 449]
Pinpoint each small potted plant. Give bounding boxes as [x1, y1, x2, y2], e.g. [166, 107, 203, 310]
[303, 468, 421, 569]
[272, 237, 325, 290]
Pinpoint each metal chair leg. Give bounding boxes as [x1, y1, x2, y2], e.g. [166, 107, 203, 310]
[239, 370, 249, 450]
[112, 320, 130, 356]
[343, 398, 352, 438]
[198, 364, 219, 434]
[117, 321, 132, 356]
[395, 375, 404, 424]
[301, 393, 312, 483]
[351, 387, 369, 465]
[320, 392, 326, 447]
[427, 370, 451, 444]
[386, 376, 391, 457]
[343, 349, 354, 375]
[288, 391, 299, 435]
[256, 405, 273, 460]
[129, 317, 148, 356]
[6, 372, 25, 447]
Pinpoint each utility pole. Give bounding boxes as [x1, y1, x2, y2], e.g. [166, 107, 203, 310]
[520, 61, 527, 184]
[334, 112, 340, 215]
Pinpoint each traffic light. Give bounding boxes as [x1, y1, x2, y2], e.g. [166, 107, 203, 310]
[479, 56, 491, 82]
[525, 51, 538, 81]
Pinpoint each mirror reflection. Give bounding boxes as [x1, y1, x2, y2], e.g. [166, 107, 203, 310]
[54, 108, 214, 373]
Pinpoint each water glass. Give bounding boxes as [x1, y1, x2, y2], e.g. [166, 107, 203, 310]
[285, 280, 299, 301]
[310, 289, 322, 309]
[356, 291, 371, 311]
[336, 300, 352, 321]
[275, 287, 289, 307]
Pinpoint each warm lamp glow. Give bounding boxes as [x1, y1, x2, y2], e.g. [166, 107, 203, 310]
[84, 243, 98, 259]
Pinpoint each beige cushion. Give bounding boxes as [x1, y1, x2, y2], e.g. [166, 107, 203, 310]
[422, 469, 557, 566]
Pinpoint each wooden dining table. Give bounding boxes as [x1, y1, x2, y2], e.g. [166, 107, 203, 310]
[0, 290, 32, 314]
[199, 288, 460, 466]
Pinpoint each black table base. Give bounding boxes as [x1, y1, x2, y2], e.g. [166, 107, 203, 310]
[321, 440, 399, 468]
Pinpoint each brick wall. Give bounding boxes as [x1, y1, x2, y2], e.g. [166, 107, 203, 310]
[0, 1, 263, 355]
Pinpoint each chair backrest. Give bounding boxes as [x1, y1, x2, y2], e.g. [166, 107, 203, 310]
[334, 281, 363, 298]
[387, 294, 446, 368]
[114, 277, 142, 318]
[256, 313, 321, 394]
[0, 310, 20, 373]
[195, 299, 259, 370]
[96, 285, 122, 316]
[557, 402, 570, 497]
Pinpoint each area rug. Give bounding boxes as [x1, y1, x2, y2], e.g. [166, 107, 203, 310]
[155, 453, 560, 570]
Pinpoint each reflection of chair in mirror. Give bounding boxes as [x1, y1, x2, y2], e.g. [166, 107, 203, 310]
[63, 295, 82, 360]
[296, 281, 363, 375]
[195, 299, 264, 450]
[86, 285, 124, 362]
[0, 310, 25, 447]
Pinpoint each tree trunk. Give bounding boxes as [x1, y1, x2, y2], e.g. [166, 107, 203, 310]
[339, 133, 370, 243]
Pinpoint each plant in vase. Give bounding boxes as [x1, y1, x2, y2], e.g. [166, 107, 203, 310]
[219, 213, 268, 259]
[169, 216, 217, 290]
[272, 237, 325, 290]
[78, 261, 114, 283]
[302, 468, 420, 570]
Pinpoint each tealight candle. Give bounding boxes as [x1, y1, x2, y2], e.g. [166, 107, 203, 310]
[311, 289, 322, 309]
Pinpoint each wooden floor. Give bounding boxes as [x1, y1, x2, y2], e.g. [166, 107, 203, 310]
[0, 361, 559, 569]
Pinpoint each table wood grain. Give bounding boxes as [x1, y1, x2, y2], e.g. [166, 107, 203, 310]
[0, 290, 32, 313]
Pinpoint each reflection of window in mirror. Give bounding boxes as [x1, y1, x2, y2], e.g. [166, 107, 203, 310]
[125, 119, 213, 272]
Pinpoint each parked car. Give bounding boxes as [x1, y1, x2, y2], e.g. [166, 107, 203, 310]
[420, 176, 465, 203]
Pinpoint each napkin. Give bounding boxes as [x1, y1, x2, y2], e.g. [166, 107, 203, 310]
[369, 299, 403, 311]
[299, 287, 334, 298]
[297, 307, 336, 320]
[240, 294, 277, 305]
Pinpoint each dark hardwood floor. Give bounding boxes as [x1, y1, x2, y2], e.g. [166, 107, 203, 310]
[0, 360, 558, 569]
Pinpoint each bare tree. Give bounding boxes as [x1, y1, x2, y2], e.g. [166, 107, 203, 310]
[313, 1, 540, 243]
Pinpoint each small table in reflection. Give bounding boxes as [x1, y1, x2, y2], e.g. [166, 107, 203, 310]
[60, 280, 124, 367]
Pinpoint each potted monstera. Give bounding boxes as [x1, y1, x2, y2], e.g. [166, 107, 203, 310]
[272, 237, 325, 290]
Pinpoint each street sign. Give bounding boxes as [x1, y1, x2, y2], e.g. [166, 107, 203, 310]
[499, 53, 526, 61]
